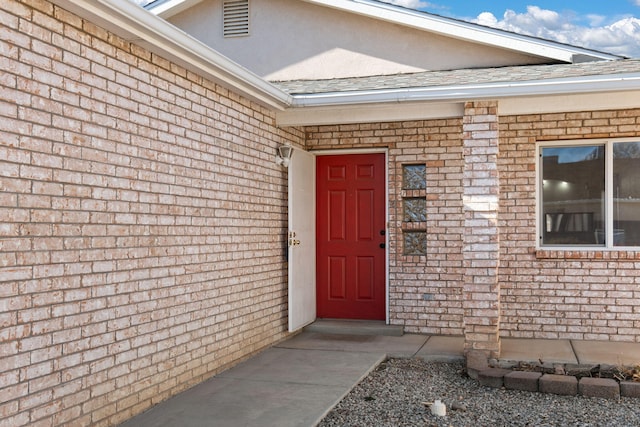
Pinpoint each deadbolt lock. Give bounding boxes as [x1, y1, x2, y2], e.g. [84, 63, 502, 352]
[288, 231, 300, 246]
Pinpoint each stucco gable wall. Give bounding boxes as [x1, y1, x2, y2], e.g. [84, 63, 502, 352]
[0, 0, 302, 424]
[168, 0, 550, 81]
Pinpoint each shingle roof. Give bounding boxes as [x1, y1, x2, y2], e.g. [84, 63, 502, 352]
[272, 59, 640, 95]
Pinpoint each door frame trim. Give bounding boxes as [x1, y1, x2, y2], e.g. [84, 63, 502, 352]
[311, 148, 389, 324]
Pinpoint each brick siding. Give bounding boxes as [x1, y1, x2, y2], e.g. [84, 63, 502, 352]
[4, 0, 640, 424]
[462, 101, 501, 357]
[0, 0, 302, 425]
[499, 109, 640, 342]
[306, 119, 466, 335]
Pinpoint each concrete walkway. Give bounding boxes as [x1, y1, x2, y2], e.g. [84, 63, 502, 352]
[119, 330, 640, 427]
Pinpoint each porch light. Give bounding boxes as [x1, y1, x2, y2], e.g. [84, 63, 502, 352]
[276, 144, 293, 167]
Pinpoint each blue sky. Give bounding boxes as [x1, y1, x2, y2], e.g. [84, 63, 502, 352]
[385, 1, 640, 57]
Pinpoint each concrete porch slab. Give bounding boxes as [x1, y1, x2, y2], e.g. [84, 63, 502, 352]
[278, 331, 429, 358]
[120, 376, 350, 427]
[572, 340, 640, 366]
[500, 338, 577, 364]
[304, 319, 404, 336]
[218, 347, 384, 387]
[119, 347, 385, 427]
[415, 336, 465, 362]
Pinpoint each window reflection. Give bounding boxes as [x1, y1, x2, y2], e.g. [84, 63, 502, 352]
[613, 142, 640, 246]
[541, 146, 604, 245]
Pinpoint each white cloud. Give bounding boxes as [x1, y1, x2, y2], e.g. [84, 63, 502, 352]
[473, 6, 640, 58]
[586, 14, 606, 27]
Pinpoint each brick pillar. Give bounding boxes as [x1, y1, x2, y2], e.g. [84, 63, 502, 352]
[462, 101, 501, 359]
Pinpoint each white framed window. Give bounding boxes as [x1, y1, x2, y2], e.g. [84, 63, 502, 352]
[538, 138, 640, 248]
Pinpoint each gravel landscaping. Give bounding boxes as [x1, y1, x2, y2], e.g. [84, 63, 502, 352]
[318, 358, 640, 427]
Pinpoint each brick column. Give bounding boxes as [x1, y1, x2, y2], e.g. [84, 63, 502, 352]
[462, 101, 501, 358]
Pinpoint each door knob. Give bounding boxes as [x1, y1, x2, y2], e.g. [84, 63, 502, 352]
[379, 243, 385, 249]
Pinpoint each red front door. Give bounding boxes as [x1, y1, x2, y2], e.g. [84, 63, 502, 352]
[316, 153, 386, 320]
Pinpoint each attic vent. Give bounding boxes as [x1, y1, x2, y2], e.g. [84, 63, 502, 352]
[223, 0, 249, 37]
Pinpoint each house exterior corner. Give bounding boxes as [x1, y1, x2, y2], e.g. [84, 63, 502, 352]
[306, 104, 640, 357]
[3, 0, 640, 425]
[1, 0, 301, 424]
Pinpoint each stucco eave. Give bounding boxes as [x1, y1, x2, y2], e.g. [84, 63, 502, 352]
[277, 74, 640, 126]
[300, 0, 622, 63]
[287, 72, 640, 108]
[276, 101, 464, 126]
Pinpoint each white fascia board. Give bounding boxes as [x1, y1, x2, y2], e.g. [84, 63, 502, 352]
[302, 0, 621, 62]
[148, 0, 204, 18]
[276, 101, 463, 126]
[499, 90, 640, 116]
[51, 0, 291, 109]
[289, 73, 640, 108]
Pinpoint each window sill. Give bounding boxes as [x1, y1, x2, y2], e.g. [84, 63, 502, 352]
[535, 249, 640, 260]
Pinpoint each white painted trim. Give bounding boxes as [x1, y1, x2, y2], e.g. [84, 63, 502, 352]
[148, 0, 620, 61]
[52, 0, 291, 109]
[147, 0, 204, 18]
[278, 77, 640, 126]
[303, 0, 620, 62]
[536, 137, 640, 251]
[289, 73, 640, 108]
[384, 149, 390, 325]
[535, 143, 542, 249]
[277, 102, 463, 126]
[499, 90, 640, 116]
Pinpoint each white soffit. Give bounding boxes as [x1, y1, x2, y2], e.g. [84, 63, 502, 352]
[287, 72, 640, 107]
[146, 0, 621, 62]
[277, 89, 640, 126]
[302, 0, 621, 62]
[51, 0, 291, 109]
[147, 0, 204, 18]
[278, 73, 640, 125]
[499, 90, 640, 116]
[276, 102, 464, 126]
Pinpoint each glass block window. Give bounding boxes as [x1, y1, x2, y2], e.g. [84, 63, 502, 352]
[404, 231, 427, 255]
[401, 164, 427, 255]
[402, 165, 426, 190]
[403, 198, 427, 222]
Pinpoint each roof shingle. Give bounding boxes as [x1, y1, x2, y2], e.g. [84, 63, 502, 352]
[272, 59, 640, 95]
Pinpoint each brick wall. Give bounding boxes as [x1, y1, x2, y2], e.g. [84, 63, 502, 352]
[307, 108, 640, 346]
[0, 0, 302, 425]
[5, 0, 640, 424]
[499, 109, 640, 342]
[306, 119, 465, 335]
[462, 101, 501, 357]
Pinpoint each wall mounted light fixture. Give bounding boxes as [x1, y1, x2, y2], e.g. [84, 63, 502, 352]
[276, 144, 293, 167]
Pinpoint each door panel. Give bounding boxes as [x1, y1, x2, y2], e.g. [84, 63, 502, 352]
[356, 256, 374, 300]
[329, 191, 346, 240]
[357, 190, 374, 240]
[328, 257, 346, 299]
[288, 148, 316, 332]
[316, 153, 386, 320]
